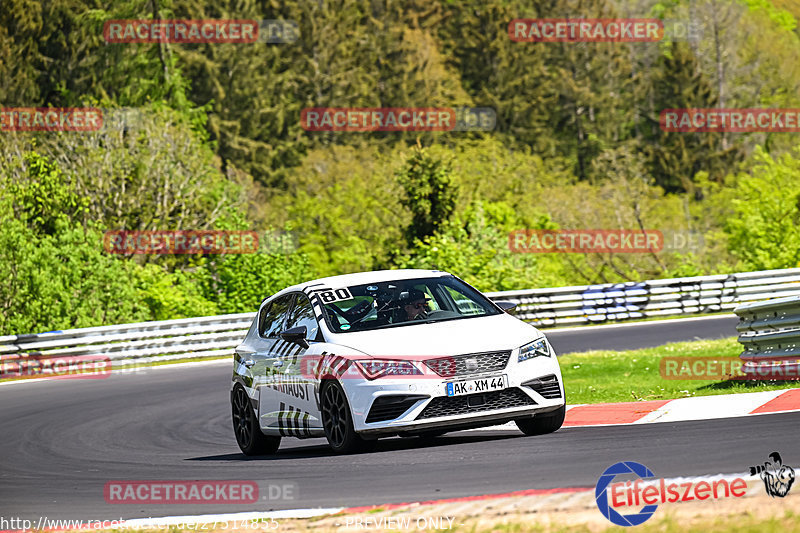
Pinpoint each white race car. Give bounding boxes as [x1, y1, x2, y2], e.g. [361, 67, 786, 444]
[231, 269, 565, 454]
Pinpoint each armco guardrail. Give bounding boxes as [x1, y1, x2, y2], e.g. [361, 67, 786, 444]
[735, 295, 800, 375]
[0, 268, 798, 370]
[0, 313, 256, 370]
[486, 268, 800, 327]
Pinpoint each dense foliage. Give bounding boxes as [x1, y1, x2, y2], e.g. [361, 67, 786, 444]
[1, 0, 799, 334]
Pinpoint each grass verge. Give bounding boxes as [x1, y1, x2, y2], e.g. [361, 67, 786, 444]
[560, 337, 796, 404]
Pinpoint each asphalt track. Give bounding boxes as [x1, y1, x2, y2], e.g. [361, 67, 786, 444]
[3, 314, 796, 522]
[545, 314, 739, 355]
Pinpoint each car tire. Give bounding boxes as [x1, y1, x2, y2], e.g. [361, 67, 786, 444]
[232, 385, 281, 456]
[515, 405, 566, 436]
[320, 380, 374, 454]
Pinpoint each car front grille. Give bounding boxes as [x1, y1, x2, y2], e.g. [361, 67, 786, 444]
[423, 350, 511, 378]
[366, 395, 428, 423]
[416, 387, 535, 419]
[523, 375, 562, 399]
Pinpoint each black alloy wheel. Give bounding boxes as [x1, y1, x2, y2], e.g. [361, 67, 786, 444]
[321, 380, 374, 454]
[232, 385, 281, 455]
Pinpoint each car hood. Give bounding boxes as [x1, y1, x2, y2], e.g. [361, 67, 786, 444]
[326, 313, 545, 358]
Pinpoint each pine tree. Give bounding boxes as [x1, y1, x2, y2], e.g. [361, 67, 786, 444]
[643, 41, 743, 195]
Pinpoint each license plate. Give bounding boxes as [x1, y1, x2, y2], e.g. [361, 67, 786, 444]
[446, 375, 507, 397]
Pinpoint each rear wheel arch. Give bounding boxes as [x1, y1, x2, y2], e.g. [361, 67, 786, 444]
[231, 383, 281, 455]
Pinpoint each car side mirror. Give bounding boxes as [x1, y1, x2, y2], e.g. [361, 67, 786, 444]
[495, 301, 517, 315]
[280, 326, 309, 349]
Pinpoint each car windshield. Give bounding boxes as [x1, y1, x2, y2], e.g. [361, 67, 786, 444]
[317, 275, 501, 333]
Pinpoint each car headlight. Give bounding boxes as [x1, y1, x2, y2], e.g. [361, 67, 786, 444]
[518, 337, 550, 362]
[354, 360, 423, 380]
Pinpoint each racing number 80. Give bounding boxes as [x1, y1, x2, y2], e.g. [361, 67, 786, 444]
[317, 288, 352, 303]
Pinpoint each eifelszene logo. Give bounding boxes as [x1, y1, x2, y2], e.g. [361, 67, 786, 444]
[595, 461, 748, 527]
[596, 462, 659, 527]
[749, 452, 795, 498]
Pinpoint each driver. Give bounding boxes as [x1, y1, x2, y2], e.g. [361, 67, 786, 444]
[399, 289, 430, 321]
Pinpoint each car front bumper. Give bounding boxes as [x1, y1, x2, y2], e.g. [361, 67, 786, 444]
[343, 352, 565, 436]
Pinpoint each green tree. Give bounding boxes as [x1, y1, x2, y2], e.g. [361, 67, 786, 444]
[262, 144, 406, 277]
[643, 42, 743, 195]
[725, 147, 800, 270]
[397, 145, 458, 246]
[397, 201, 568, 291]
[0, 0, 43, 105]
[0, 104, 248, 235]
[190, 251, 314, 314]
[0, 155, 152, 333]
[6, 153, 90, 235]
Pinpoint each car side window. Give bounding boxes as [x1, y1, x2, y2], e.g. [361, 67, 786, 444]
[257, 302, 272, 336]
[284, 294, 320, 340]
[260, 295, 294, 338]
[411, 284, 441, 312]
[442, 286, 483, 316]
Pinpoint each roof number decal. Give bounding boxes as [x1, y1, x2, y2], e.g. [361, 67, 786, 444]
[315, 288, 353, 303]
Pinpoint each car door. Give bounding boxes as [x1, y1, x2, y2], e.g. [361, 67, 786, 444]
[255, 294, 294, 431]
[268, 292, 322, 437]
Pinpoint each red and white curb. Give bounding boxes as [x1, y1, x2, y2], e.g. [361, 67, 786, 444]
[340, 486, 590, 514]
[122, 508, 344, 526]
[110, 489, 589, 529]
[5, 473, 772, 532]
[564, 387, 800, 426]
[470, 387, 800, 431]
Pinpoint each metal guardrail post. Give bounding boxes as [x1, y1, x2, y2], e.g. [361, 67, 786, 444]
[734, 295, 800, 376]
[486, 267, 800, 327]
